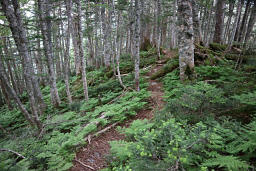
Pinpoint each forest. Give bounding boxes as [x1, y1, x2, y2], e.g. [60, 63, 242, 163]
[0, 0, 256, 170]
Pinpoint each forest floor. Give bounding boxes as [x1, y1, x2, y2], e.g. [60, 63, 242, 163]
[70, 57, 169, 171]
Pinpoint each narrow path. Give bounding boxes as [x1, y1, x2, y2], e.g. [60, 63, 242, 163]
[71, 60, 166, 171]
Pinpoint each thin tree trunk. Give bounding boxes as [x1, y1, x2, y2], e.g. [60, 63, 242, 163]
[38, 0, 61, 107]
[244, 0, 256, 45]
[228, 0, 243, 49]
[224, 2, 235, 44]
[101, 0, 111, 67]
[0, 62, 34, 126]
[64, 0, 73, 104]
[0, 79, 13, 110]
[1, 0, 43, 131]
[204, 1, 214, 45]
[116, 12, 126, 89]
[238, 0, 252, 42]
[156, 0, 161, 59]
[234, 0, 245, 42]
[134, 0, 141, 91]
[76, 0, 89, 101]
[192, 0, 202, 44]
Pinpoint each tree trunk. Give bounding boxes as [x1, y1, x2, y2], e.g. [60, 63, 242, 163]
[64, 0, 73, 104]
[76, 0, 89, 101]
[0, 60, 34, 126]
[170, 0, 178, 49]
[234, 0, 245, 42]
[156, 0, 161, 59]
[177, 0, 195, 81]
[213, 0, 225, 43]
[192, 0, 202, 44]
[224, 2, 235, 44]
[1, 0, 43, 131]
[238, 0, 252, 43]
[101, 0, 111, 67]
[244, 0, 256, 45]
[0, 79, 13, 110]
[38, 0, 61, 107]
[228, 0, 243, 49]
[134, 0, 141, 91]
[203, 1, 214, 45]
[116, 12, 126, 89]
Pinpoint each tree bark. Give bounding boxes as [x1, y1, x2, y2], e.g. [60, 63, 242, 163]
[38, 0, 61, 107]
[134, 0, 141, 91]
[76, 0, 89, 101]
[238, 0, 252, 43]
[156, 0, 161, 59]
[116, 12, 126, 89]
[244, 0, 256, 45]
[0, 61, 34, 127]
[1, 0, 43, 131]
[64, 0, 73, 104]
[101, 0, 111, 67]
[177, 0, 195, 81]
[234, 0, 245, 42]
[213, 0, 225, 43]
[224, 2, 235, 44]
[228, 0, 243, 49]
[192, 0, 202, 44]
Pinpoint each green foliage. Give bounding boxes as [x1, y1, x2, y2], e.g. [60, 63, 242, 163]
[118, 119, 154, 140]
[150, 58, 179, 80]
[107, 58, 256, 171]
[202, 156, 250, 170]
[0, 108, 27, 131]
[108, 115, 256, 171]
[209, 43, 227, 52]
[162, 80, 226, 123]
[232, 91, 256, 106]
[0, 54, 153, 171]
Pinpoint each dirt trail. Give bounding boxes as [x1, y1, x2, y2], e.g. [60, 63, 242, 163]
[71, 59, 166, 171]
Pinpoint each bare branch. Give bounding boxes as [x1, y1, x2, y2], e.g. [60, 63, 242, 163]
[74, 159, 95, 170]
[0, 148, 26, 159]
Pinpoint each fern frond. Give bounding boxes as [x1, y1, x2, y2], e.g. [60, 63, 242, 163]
[202, 155, 250, 170]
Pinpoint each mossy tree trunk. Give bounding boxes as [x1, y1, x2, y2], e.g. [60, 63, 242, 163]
[177, 0, 195, 81]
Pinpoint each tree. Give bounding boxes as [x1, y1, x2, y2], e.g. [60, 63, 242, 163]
[64, 0, 73, 104]
[213, 0, 225, 43]
[1, 0, 43, 131]
[228, 0, 243, 49]
[244, 0, 256, 45]
[134, 0, 141, 91]
[238, 0, 252, 43]
[38, 0, 61, 107]
[177, 0, 195, 81]
[192, 0, 202, 44]
[75, 0, 89, 101]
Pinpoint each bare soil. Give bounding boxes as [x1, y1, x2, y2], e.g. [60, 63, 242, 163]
[70, 59, 166, 171]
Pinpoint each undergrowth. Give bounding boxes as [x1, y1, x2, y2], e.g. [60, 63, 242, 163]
[106, 59, 256, 170]
[0, 50, 155, 170]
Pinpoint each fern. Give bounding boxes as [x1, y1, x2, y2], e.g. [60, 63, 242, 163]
[202, 155, 250, 170]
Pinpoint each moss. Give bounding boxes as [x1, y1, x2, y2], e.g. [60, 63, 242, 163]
[225, 54, 252, 61]
[209, 43, 228, 52]
[150, 59, 179, 80]
[195, 44, 222, 57]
